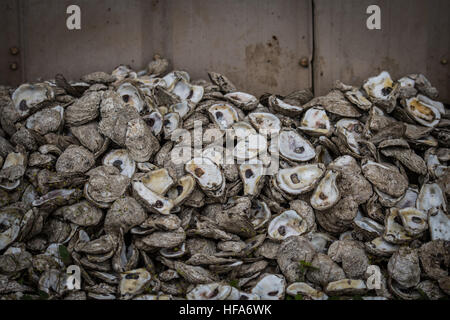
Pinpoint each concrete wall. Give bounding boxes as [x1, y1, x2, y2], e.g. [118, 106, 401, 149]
[314, 0, 450, 102]
[1, 0, 448, 102]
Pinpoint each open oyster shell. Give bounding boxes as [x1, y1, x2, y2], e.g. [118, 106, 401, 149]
[278, 129, 316, 162]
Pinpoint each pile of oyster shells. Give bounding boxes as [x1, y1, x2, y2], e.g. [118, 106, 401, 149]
[0, 55, 449, 300]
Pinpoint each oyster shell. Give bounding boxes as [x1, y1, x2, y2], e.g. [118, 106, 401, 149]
[11, 83, 54, 118]
[56, 145, 95, 175]
[225, 92, 258, 111]
[405, 94, 444, 128]
[387, 247, 421, 289]
[268, 210, 308, 241]
[276, 164, 325, 195]
[26, 106, 64, 135]
[268, 95, 303, 117]
[363, 71, 398, 113]
[248, 112, 281, 134]
[250, 274, 286, 300]
[362, 160, 408, 198]
[278, 129, 316, 162]
[65, 91, 101, 126]
[119, 268, 152, 299]
[103, 149, 135, 178]
[325, 279, 367, 296]
[286, 282, 328, 300]
[125, 118, 160, 162]
[116, 82, 146, 113]
[187, 283, 232, 300]
[104, 197, 147, 234]
[299, 107, 332, 136]
[239, 161, 265, 197]
[208, 103, 239, 130]
[310, 170, 340, 211]
[84, 166, 130, 208]
[185, 157, 225, 199]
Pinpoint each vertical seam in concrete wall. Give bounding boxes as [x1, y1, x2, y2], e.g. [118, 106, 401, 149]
[18, 0, 25, 82]
[310, 0, 316, 95]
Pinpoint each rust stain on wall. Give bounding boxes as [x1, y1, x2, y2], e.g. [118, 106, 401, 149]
[245, 36, 281, 88]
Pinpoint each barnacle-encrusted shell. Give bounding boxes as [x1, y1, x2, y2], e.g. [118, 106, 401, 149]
[328, 240, 369, 279]
[303, 90, 361, 117]
[56, 145, 95, 175]
[56, 200, 103, 227]
[306, 253, 345, 286]
[26, 106, 64, 135]
[98, 90, 140, 146]
[65, 91, 101, 126]
[419, 240, 449, 281]
[388, 247, 421, 289]
[125, 118, 160, 162]
[70, 122, 105, 153]
[276, 236, 316, 283]
[104, 197, 147, 233]
[208, 72, 236, 93]
[362, 160, 408, 198]
[85, 166, 130, 208]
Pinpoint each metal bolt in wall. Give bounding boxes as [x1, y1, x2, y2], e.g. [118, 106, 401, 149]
[299, 57, 309, 68]
[10, 62, 18, 71]
[9, 47, 20, 55]
[441, 58, 448, 66]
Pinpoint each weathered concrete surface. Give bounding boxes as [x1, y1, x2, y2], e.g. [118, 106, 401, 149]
[314, 0, 450, 103]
